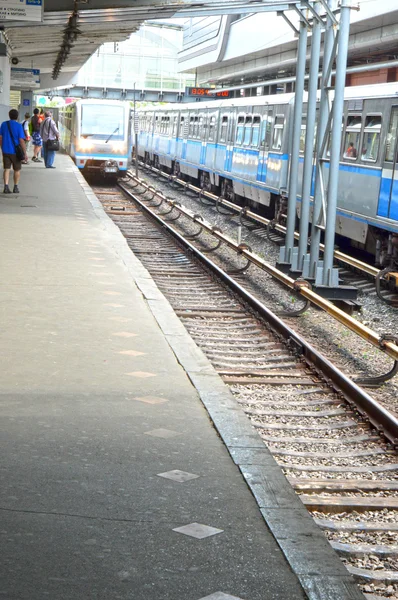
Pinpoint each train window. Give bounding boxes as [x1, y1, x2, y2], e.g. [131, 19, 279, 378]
[243, 116, 252, 146]
[193, 117, 200, 139]
[198, 115, 205, 140]
[208, 115, 216, 141]
[385, 107, 398, 162]
[220, 116, 228, 143]
[272, 115, 284, 150]
[236, 116, 245, 145]
[251, 116, 261, 147]
[343, 115, 361, 160]
[299, 117, 307, 154]
[172, 115, 178, 136]
[260, 112, 273, 150]
[361, 115, 381, 162]
[189, 116, 195, 138]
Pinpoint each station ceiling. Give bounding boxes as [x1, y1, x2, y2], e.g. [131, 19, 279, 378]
[5, 1, 294, 79]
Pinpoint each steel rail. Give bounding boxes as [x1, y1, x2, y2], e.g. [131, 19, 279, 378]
[124, 171, 398, 365]
[117, 179, 398, 445]
[141, 163, 379, 278]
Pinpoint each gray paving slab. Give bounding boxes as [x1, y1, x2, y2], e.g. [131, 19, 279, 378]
[0, 156, 308, 600]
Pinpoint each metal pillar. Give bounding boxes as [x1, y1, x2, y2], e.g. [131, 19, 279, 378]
[277, 17, 308, 270]
[133, 82, 139, 177]
[306, 0, 336, 280]
[321, 0, 351, 286]
[292, 4, 322, 275]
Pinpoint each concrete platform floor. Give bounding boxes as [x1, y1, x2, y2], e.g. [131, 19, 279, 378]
[0, 155, 363, 600]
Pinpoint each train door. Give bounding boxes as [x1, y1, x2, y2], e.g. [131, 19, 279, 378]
[257, 107, 272, 183]
[379, 106, 398, 220]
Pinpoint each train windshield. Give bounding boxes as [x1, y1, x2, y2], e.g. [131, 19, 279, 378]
[81, 104, 125, 140]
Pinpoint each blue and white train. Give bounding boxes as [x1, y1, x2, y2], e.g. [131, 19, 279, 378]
[136, 82, 398, 264]
[59, 99, 131, 176]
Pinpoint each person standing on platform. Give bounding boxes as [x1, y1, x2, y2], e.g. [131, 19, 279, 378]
[21, 112, 31, 164]
[40, 111, 59, 169]
[0, 109, 28, 194]
[31, 108, 43, 163]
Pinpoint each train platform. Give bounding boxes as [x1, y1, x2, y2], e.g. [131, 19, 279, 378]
[0, 154, 364, 600]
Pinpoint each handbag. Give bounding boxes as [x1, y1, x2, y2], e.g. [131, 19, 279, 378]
[47, 138, 60, 152]
[45, 119, 59, 152]
[6, 121, 25, 161]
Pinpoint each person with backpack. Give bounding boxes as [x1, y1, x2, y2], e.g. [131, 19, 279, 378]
[30, 108, 43, 163]
[0, 109, 28, 194]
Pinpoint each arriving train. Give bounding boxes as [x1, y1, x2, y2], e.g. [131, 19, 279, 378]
[136, 82, 398, 265]
[59, 99, 131, 177]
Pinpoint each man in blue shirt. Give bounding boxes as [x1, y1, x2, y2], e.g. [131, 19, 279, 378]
[0, 109, 28, 194]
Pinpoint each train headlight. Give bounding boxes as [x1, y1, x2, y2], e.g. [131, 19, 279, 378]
[78, 138, 93, 151]
[111, 142, 125, 154]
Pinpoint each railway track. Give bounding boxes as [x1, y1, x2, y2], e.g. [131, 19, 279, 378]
[93, 181, 398, 599]
[140, 161, 398, 308]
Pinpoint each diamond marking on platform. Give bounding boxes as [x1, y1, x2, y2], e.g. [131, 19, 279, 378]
[157, 470, 199, 483]
[198, 594, 245, 600]
[125, 371, 156, 378]
[89, 257, 105, 261]
[118, 350, 146, 356]
[173, 523, 223, 539]
[113, 332, 138, 338]
[104, 291, 122, 296]
[134, 396, 168, 405]
[145, 428, 181, 439]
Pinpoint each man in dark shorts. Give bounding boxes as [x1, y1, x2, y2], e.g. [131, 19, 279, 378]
[0, 109, 28, 194]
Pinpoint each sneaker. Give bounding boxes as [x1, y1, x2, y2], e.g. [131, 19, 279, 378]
[3, 185, 11, 194]
[31, 157, 37, 162]
[13, 185, 19, 194]
[46, 166, 56, 169]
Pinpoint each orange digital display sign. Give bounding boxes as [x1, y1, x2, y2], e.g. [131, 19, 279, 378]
[186, 87, 230, 98]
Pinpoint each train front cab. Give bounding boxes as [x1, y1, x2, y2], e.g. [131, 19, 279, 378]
[74, 101, 130, 176]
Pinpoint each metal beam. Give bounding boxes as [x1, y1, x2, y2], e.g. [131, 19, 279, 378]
[210, 58, 398, 94]
[39, 85, 214, 103]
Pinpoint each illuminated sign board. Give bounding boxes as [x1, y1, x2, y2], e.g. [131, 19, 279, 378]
[11, 67, 40, 89]
[0, 0, 43, 23]
[186, 87, 230, 99]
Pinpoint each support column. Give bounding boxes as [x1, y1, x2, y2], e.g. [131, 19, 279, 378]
[291, 4, 322, 275]
[276, 18, 307, 271]
[306, 0, 336, 280]
[321, 0, 351, 287]
[0, 54, 11, 122]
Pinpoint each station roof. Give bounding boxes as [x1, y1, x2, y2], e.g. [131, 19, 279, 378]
[5, 1, 296, 80]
